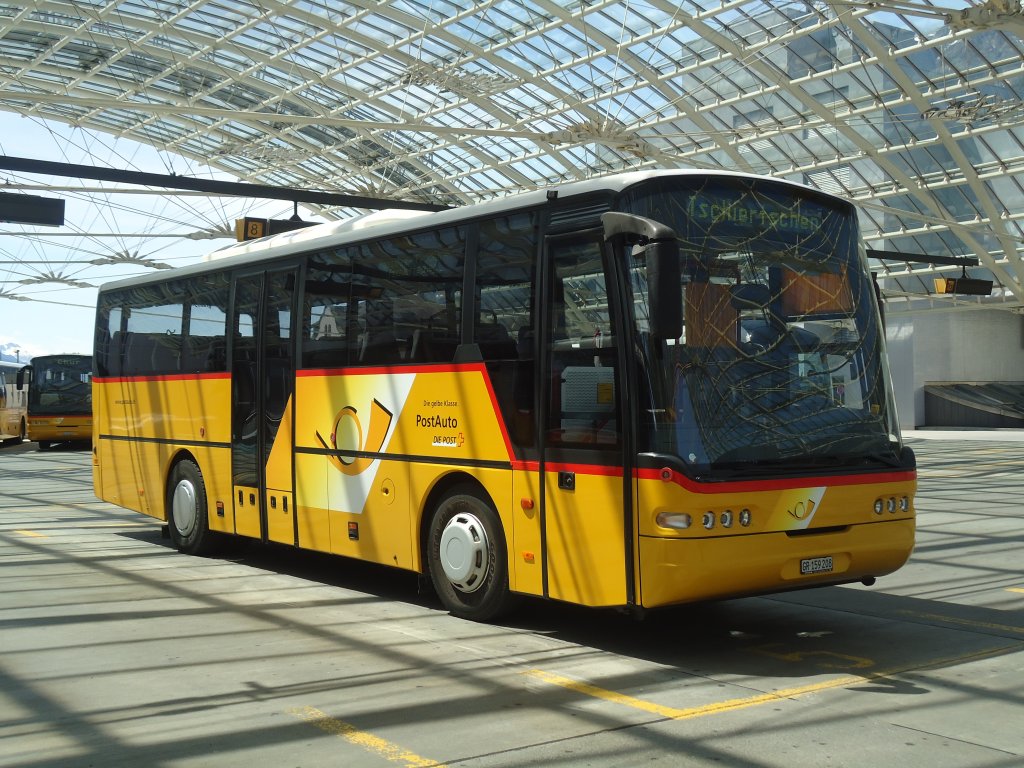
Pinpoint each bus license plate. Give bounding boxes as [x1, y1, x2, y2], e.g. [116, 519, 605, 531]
[800, 556, 833, 575]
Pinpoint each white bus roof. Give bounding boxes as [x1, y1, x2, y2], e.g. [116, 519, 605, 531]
[99, 169, 828, 293]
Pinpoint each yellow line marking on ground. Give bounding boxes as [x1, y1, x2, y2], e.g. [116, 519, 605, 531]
[289, 706, 445, 767]
[526, 669, 690, 719]
[12, 530, 46, 538]
[899, 610, 1024, 636]
[1007, 588, 1024, 595]
[525, 644, 1019, 721]
[527, 668, 870, 720]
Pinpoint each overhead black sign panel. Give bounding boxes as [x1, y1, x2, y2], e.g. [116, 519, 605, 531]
[235, 216, 317, 241]
[934, 276, 994, 296]
[0, 191, 65, 226]
[0, 155, 449, 212]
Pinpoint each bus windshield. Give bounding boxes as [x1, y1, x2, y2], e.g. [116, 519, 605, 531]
[621, 177, 900, 474]
[29, 355, 93, 416]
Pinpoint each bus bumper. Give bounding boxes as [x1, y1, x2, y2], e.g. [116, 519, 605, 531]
[638, 518, 916, 608]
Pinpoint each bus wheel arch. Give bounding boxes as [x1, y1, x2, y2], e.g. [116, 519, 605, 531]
[166, 453, 219, 556]
[422, 476, 514, 622]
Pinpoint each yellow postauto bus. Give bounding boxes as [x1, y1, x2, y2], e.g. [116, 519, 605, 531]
[0, 360, 28, 445]
[93, 170, 916, 620]
[18, 354, 93, 450]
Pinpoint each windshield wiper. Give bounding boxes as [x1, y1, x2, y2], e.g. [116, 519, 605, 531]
[859, 451, 904, 469]
[707, 455, 831, 478]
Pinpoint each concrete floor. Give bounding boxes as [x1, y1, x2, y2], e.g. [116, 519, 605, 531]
[0, 435, 1021, 767]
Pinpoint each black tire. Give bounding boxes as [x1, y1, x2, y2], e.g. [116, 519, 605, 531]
[38, 441, 52, 451]
[2, 420, 26, 447]
[426, 486, 513, 621]
[167, 459, 218, 556]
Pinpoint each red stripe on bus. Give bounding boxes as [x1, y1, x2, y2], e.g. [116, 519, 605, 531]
[508, 462, 914, 492]
[296, 362, 484, 377]
[478, 367, 516, 461]
[549, 462, 625, 477]
[635, 467, 916, 493]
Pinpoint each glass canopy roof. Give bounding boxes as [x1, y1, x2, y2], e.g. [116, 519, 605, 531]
[2, 0, 1024, 316]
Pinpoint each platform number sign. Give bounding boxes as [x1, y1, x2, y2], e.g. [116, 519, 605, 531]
[236, 217, 268, 241]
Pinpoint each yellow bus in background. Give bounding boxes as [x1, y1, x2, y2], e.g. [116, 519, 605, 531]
[0, 360, 28, 445]
[92, 170, 916, 621]
[18, 354, 93, 450]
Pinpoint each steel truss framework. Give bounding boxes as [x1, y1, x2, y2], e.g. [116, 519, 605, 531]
[1, 0, 1024, 315]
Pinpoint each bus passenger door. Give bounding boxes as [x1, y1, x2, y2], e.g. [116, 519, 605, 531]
[536, 233, 632, 608]
[231, 268, 298, 545]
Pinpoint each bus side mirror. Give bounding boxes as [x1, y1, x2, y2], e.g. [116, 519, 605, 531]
[601, 212, 682, 341]
[646, 240, 682, 341]
[16, 365, 29, 390]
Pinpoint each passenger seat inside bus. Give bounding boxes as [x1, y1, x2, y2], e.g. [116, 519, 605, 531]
[360, 328, 403, 364]
[475, 322, 516, 360]
[408, 328, 459, 363]
[304, 337, 352, 368]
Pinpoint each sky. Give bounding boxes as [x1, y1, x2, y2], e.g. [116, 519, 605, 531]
[0, 112, 323, 362]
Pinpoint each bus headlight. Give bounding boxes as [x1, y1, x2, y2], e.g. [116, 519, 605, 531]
[873, 499, 884, 515]
[720, 510, 733, 528]
[702, 511, 715, 530]
[899, 496, 910, 512]
[656, 512, 692, 530]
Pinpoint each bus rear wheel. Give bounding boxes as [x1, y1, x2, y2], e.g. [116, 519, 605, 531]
[167, 459, 218, 556]
[427, 486, 512, 622]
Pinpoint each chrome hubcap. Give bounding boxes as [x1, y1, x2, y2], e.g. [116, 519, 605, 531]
[438, 511, 489, 593]
[172, 479, 198, 538]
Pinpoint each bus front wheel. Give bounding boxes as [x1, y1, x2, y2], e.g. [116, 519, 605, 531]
[167, 459, 217, 556]
[427, 486, 513, 622]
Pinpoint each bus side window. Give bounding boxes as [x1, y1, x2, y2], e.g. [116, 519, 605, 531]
[106, 330, 125, 376]
[303, 248, 355, 369]
[359, 300, 403, 365]
[351, 228, 465, 367]
[184, 282, 229, 373]
[545, 237, 620, 449]
[94, 305, 123, 377]
[120, 285, 185, 376]
[476, 211, 538, 450]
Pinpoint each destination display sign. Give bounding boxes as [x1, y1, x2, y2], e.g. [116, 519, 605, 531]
[684, 192, 827, 236]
